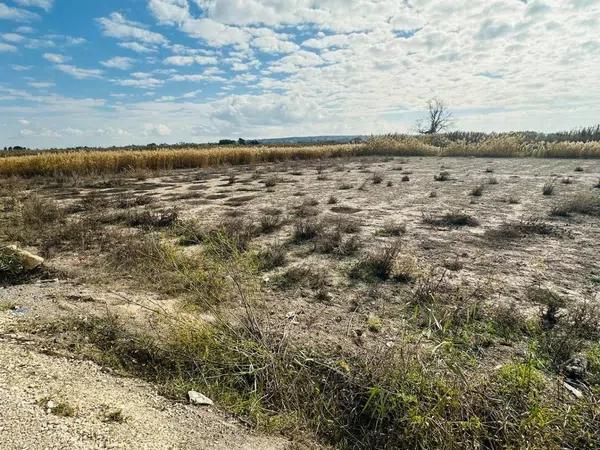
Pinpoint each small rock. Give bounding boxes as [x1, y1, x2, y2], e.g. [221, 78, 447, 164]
[188, 390, 213, 406]
[46, 400, 57, 411]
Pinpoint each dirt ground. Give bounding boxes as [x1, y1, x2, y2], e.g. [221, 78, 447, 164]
[1, 155, 599, 448]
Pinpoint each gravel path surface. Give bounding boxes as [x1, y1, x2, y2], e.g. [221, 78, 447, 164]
[0, 315, 289, 449]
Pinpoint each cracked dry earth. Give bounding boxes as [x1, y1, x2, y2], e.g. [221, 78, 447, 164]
[0, 282, 291, 450]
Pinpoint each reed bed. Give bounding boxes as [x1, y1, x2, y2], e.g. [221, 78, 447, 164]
[1, 136, 599, 178]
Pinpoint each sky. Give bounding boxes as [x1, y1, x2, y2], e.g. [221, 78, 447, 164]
[0, 0, 599, 149]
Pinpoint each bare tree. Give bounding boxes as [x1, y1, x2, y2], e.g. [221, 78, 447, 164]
[417, 97, 453, 134]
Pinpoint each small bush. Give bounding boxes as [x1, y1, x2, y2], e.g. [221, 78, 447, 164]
[434, 171, 450, 182]
[423, 211, 479, 227]
[293, 219, 323, 242]
[351, 240, 403, 280]
[542, 180, 555, 196]
[379, 221, 406, 236]
[366, 314, 382, 332]
[401, 175, 410, 182]
[264, 176, 279, 188]
[327, 195, 338, 205]
[259, 214, 282, 234]
[470, 185, 484, 197]
[486, 218, 557, 241]
[372, 173, 384, 184]
[550, 194, 600, 217]
[257, 244, 287, 271]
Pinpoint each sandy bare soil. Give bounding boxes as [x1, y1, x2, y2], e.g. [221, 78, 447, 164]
[37, 156, 599, 347]
[1, 155, 599, 448]
[0, 281, 292, 450]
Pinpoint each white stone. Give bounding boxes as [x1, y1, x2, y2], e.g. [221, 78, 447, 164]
[187, 391, 213, 406]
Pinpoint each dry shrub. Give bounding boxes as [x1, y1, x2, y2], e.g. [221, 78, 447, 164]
[542, 180, 555, 195]
[470, 185, 484, 197]
[423, 211, 479, 227]
[486, 218, 557, 241]
[293, 219, 323, 242]
[351, 240, 404, 280]
[257, 243, 287, 271]
[550, 193, 600, 217]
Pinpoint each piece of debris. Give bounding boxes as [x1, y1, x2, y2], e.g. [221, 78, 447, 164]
[188, 390, 213, 406]
[5, 245, 44, 270]
[563, 381, 583, 399]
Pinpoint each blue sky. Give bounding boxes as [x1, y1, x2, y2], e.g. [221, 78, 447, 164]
[1, 0, 599, 148]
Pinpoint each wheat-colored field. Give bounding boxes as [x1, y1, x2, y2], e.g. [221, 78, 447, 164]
[2, 135, 599, 178]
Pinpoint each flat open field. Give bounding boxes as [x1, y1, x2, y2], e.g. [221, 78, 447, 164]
[1, 154, 599, 449]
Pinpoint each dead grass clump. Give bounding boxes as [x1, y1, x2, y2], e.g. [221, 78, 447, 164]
[470, 185, 484, 197]
[487, 176, 498, 185]
[542, 180, 555, 196]
[350, 240, 404, 280]
[259, 214, 283, 234]
[125, 208, 179, 229]
[550, 193, 600, 217]
[401, 175, 410, 182]
[486, 218, 557, 241]
[327, 195, 338, 205]
[434, 171, 450, 182]
[378, 221, 406, 236]
[293, 200, 320, 217]
[293, 219, 323, 242]
[263, 176, 280, 188]
[278, 265, 328, 290]
[173, 219, 204, 246]
[423, 211, 480, 227]
[324, 216, 361, 234]
[115, 194, 154, 209]
[257, 243, 287, 271]
[372, 172, 384, 184]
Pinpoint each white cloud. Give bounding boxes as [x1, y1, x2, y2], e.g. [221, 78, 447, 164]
[180, 17, 249, 46]
[18, 119, 30, 125]
[148, 0, 189, 24]
[2, 32, 25, 42]
[12, 64, 31, 71]
[0, 42, 17, 52]
[56, 64, 103, 79]
[101, 56, 135, 70]
[144, 123, 172, 136]
[116, 72, 164, 89]
[163, 55, 218, 65]
[118, 41, 156, 53]
[250, 28, 299, 53]
[16, 25, 34, 33]
[0, 2, 39, 21]
[97, 12, 167, 45]
[13, 0, 53, 11]
[28, 81, 55, 88]
[43, 52, 68, 63]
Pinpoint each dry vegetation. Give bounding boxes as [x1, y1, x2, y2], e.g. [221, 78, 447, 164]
[2, 132, 600, 178]
[1, 150, 600, 449]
